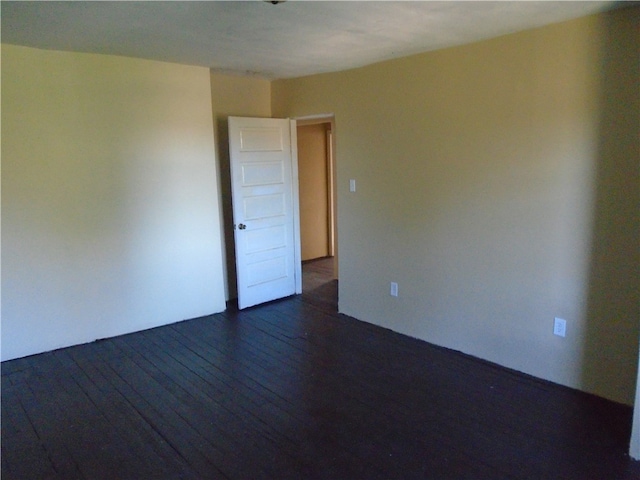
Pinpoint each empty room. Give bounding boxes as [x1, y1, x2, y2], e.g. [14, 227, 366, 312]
[2, 2, 639, 479]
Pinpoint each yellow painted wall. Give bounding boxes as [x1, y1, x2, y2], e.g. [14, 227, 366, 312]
[632, 349, 640, 458]
[298, 123, 329, 261]
[611, 5, 640, 455]
[210, 73, 271, 300]
[1, 45, 227, 360]
[273, 8, 640, 404]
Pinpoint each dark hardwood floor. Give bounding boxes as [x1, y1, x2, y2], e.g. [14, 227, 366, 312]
[3, 258, 639, 479]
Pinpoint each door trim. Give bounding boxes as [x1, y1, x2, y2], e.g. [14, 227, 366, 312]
[290, 119, 302, 294]
[294, 114, 338, 280]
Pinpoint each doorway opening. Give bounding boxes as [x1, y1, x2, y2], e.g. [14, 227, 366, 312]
[296, 116, 337, 311]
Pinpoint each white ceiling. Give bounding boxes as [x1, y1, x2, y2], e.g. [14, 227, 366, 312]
[2, 1, 615, 79]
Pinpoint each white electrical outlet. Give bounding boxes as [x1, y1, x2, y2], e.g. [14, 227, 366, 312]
[349, 179, 356, 192]
[554, 317, 567, 337]
[390, 282, 398, 297]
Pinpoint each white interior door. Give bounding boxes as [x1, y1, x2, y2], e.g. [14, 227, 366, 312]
[229, 116, 301, 309]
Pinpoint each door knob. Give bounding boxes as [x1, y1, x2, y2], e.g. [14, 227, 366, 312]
[238, 223, 247, 230]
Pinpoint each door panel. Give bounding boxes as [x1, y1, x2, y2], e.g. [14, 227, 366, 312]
[240, 127, 283, 151]
[244, 194, 285, 220]
[242, 162, 283, 185]
[229, 117, 299, 309]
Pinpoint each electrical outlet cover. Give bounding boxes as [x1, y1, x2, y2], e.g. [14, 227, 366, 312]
[554, 317, 566, 337]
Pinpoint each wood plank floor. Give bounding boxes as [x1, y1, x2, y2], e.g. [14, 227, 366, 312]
[3, 258, 639, 479]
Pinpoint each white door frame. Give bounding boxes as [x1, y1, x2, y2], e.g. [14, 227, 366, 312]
[295, 114, 338, 278]
[290, 119, 303, 295]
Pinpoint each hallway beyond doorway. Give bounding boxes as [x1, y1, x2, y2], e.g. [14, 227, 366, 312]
[302, 256, 337, 312]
